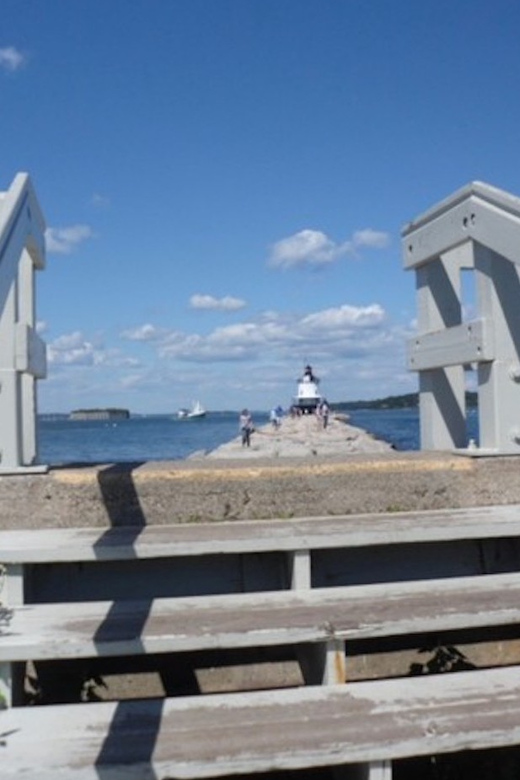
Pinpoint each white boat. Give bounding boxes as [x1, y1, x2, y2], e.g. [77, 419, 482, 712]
[293, 365, 322, 414]
[177, 401, 206, 419]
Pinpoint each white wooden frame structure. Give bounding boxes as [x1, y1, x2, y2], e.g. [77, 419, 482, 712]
[403, 181, 520, 454]
[0, 173, 47, 473]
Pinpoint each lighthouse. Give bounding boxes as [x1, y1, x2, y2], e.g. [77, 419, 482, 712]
[293, 365, 322, 414]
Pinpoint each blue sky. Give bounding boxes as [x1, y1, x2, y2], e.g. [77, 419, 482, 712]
[2, 0, 520, 413]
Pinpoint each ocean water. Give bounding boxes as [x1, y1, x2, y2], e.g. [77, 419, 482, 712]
[349, 407, 478, 452]
[39, 412, 271, 467]
[38, 408, 479, 467]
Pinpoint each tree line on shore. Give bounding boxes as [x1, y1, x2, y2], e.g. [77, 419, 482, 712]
[332, 391, 478, 412]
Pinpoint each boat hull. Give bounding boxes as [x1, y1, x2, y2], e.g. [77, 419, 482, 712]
[178, 401, 206, 419]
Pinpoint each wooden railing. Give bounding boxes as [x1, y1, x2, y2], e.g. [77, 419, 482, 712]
[403, 181, 520, 455]
[0, 173, 46, 474]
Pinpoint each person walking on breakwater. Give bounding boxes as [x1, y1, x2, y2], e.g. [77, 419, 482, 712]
[270, 406, 282, 429]
[317, 399, 330, 429]
[239, 409, 254, 447]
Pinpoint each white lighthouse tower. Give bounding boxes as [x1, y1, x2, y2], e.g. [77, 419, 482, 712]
[294, 365, 322, 414]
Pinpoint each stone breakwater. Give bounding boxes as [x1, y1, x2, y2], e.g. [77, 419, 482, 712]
[205, 413, 394, 459]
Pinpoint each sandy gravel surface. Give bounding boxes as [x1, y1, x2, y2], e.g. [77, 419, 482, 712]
[205, 413, 394, 459]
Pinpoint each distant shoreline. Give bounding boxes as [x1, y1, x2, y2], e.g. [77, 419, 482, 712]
[38, 391, 479, 419]
[333, 390, 477, 412]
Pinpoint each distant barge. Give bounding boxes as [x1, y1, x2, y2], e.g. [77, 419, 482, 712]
[69, 408, 130, 421]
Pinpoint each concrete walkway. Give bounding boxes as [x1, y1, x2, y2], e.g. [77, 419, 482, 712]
[205, 414, 394, 459]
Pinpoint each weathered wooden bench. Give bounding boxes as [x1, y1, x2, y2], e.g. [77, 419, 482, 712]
[2, 570, 520, 670]
[3, 504, 520, 777]
[2, 569, 520, 714]
[2, 502, 520, 604]
[2, 664, 520, 779]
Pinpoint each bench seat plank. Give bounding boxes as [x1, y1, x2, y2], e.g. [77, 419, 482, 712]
[2, 571, 520, 663]
[2, 665, 520, 778]
[0, 504, 520, 563]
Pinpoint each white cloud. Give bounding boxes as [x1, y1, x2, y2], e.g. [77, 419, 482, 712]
[269, 229, 347, 269]
[268, 227, 391, 270]
[117, 373, 148, 390]
[0, 47, 25, 72]
[50, 332, 86, 350]
[121, 323, 169, 341]
[301, 304, 385, 331]
[47, 331, 97, 366]
[190, 294, 246, 311]
[47, 330, 139, 369]
[154, 302, 388, 363]
[45, 225, 95, 254]
[353, 229, 390, 249]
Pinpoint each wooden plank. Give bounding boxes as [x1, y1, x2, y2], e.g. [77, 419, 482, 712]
[366, 762, 392, 780]
[1, 504, 520, 564]
[288, 548, 311, 589]
[2, 571, 520, 663]
[407, 318, 494, 371]
[2, 665, 520, 778]
[3, 564, 24, 605]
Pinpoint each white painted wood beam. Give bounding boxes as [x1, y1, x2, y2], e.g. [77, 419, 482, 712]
[1, 503, 519, 564]
[407, 318, 494, 370]
[2, 665, 520, 779]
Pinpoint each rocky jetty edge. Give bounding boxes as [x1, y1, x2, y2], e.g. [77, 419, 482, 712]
[205, 413, 394, 460]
